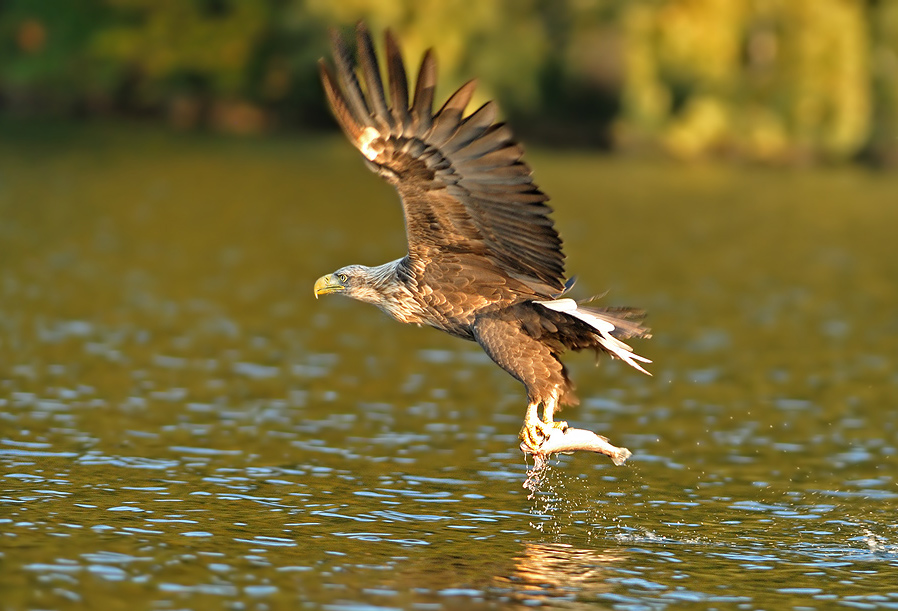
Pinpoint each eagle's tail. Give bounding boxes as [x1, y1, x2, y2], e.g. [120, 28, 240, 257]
[534, 298, 653, 375]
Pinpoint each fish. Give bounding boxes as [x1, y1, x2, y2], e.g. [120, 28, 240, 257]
[521, 426, 632, 475]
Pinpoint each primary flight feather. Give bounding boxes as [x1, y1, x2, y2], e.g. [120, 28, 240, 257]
[314, 23, 651, 462]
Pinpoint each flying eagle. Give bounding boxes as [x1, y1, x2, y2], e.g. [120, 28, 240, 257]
[314, 23, 651, 467]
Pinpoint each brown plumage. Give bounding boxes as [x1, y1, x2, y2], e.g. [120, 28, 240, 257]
[314, 23, 652, 458]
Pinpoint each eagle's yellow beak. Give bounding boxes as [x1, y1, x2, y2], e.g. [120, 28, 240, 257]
[313, 274, 344, 298]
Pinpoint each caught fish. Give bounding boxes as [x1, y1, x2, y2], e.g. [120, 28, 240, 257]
[521, 426, 632, 474]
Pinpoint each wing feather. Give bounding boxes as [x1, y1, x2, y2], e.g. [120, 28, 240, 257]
[355, 23, 390, 133]
[411, 50, 436, 135]
[328, 29, 371, 129]
[319, 61, 365, 143]
[384, 30, 411, 133]
[458, 144, 526, 170]
[461, 166, 532, 185]
[452, 121, 512, 159]
[443, 102, 497, 153]
[321, 24, 566, 294]
[428, 79, 478, 145]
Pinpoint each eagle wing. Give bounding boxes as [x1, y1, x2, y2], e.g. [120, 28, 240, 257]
[319, 23, 566, 296]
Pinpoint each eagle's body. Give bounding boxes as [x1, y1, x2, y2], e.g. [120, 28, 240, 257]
[315, 24, 651, 455]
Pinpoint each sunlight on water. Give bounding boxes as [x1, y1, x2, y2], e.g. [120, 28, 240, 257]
[1, 125, 897, 609]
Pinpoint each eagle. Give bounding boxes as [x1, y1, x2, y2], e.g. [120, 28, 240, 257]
[314, 23, 651, 465]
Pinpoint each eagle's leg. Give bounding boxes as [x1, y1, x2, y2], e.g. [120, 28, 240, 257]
[540, 391, 567, 432]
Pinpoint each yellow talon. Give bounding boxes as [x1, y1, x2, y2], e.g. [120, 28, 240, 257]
[520, 417, 568, 452]
[547, 419, 568, 431]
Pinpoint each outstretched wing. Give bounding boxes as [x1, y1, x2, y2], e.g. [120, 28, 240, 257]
[319, 23, 566, 295]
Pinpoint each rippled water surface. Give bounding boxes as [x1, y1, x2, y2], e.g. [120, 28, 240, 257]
[2, 125, 897, 610]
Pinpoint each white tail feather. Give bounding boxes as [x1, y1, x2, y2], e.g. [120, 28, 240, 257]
[535, 298, 653, 376]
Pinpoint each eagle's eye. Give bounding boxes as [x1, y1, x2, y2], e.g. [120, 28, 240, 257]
[338, 273, 349, 283]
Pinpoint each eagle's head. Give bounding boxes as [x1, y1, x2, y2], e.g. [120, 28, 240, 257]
[313, 264, 392, 306]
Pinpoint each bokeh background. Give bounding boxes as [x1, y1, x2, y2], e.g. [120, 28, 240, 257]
[3, 0, 898, 164]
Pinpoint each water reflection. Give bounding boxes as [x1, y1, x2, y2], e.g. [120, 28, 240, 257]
[498, 542, 623, 605]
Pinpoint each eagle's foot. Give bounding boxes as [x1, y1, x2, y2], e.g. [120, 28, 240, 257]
[520, 416, 567, 452]
[546, 419, 568, 431]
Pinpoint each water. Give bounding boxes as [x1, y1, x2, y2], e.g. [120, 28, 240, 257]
[2, 124, 897, 609]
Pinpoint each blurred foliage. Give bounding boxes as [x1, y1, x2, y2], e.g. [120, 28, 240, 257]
[1, 0, 896, 164]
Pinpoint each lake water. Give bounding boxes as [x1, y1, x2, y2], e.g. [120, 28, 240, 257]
[1, 124, 897, 610]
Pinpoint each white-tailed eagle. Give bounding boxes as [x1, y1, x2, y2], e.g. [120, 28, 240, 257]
[314, 23, 651, 470]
